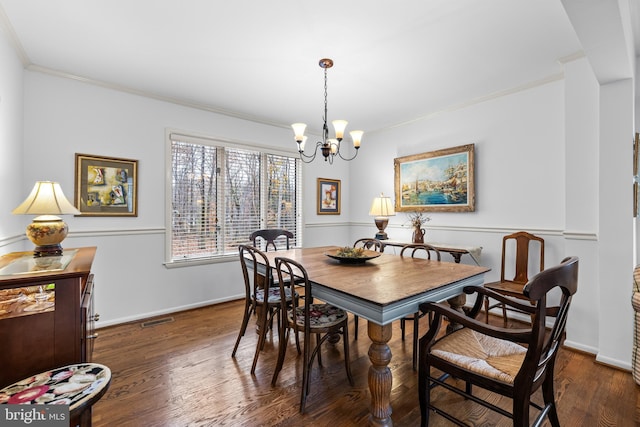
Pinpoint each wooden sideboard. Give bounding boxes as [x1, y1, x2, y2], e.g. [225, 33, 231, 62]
[0, 247, 97, 387]
[380, 240, 482, 265]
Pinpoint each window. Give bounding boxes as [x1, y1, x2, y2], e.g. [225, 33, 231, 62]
[167, 133, 301, 263]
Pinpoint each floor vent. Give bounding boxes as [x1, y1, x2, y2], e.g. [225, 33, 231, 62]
[141, 317, 175, 328]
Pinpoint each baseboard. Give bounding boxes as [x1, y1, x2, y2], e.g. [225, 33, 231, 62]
[96, 294, 244, 328]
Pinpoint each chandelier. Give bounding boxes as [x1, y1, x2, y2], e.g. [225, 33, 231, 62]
[291, 58, 363, 164]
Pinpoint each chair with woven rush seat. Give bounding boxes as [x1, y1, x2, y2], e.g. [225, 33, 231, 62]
[418, 256, 579, 427]
[399, 243, 441, 370]
[352, 238, 384, 339]
[231, 245, 297, 376]
[249, 228, 294, 252]
[271, 256, 354, 413]
[484, 231, 545, 326]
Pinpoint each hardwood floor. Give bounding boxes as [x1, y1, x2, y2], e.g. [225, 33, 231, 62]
[91, 300, 639, 426]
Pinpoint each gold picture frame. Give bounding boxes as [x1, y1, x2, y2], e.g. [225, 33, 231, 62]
[75, 153, 138, 216]
[394, 144, 475, 212]
[317, 178, 341, 215]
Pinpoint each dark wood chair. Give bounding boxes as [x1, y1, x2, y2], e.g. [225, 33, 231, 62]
[418, 256, 578, 427]
[231, 245, 298, 375]
[271, 256, 354, 413]
[352, 238, 384, 339]
[399, 243, 441, 370]
[484, 231, 545, 326]
[249, 229, 294, 252]
[353, 237, 385, 252]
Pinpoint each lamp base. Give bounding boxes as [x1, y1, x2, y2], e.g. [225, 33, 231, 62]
[33, 244, 63, 257]
[26, 215, 68, 258]
[373, 217, 390, 240]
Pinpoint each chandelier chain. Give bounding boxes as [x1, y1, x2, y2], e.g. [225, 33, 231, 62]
[323, 67, 329, 144]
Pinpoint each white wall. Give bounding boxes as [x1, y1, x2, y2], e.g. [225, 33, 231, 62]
[348, 64, 631, 369]
[349, 79, 569, 280]
[17, 69, 355, 327]
[563, 57, 600, 355]
[0, 23, 26, 253]
[597, 78, 635, 368]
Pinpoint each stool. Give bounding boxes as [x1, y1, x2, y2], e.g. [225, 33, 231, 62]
[0, 363, 111, 427]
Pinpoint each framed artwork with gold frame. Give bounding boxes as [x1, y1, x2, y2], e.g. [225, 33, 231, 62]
[74, 153, 138, 216]
[394, 144, 475, 212]
[317, 178, 340, 215]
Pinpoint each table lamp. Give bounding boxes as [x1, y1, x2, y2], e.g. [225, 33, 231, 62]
[12, 181, 81, 257]
[369, 193, 395, 240]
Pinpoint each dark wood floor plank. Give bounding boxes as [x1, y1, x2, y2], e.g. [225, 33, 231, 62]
[91, 300, 638, 426]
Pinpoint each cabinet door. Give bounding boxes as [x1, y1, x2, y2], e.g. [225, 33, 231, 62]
[81, 274, 96, 362]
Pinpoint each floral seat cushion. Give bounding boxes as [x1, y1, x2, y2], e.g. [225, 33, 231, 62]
[289, 303, 348, 328]
[255, 286, 296, 304]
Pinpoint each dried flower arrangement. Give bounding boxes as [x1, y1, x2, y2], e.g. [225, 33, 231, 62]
[405, 212, 431, 228]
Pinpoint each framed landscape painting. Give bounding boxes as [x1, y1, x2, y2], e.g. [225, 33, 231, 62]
[75, 153, 138, 216]
[394, 144, 475, 212]
[317, 178, 340, 215]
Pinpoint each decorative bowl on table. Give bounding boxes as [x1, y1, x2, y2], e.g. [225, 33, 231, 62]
[324, 247, 381, 264]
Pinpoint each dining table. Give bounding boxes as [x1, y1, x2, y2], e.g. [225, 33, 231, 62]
[257, 245, 490, 427]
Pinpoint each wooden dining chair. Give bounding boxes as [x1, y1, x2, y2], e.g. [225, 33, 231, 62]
[353, 237, 385, 252]
[249, 229, 294, 252]
[399, 243, 441, 370]
[484, 231, 545, 326]
[417, 256, 578, 427]
[231, 245, 298, 375]
[271, 256, 354, 413]
[352, 238, 385, 339]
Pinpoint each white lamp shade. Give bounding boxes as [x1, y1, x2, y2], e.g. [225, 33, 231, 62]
[291, 123, 307, 142]
[332, 120, 348, 139]
[369, 194, 395, 217]
[350, 130, 364, 148]
[12, 181, 80, 216]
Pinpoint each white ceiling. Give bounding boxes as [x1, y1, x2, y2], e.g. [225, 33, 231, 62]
[0, 0, 585, 136]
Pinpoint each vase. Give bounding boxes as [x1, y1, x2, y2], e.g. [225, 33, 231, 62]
[412, 227, 425, 244]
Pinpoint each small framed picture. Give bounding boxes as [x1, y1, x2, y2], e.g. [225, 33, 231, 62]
[317, 178, 340, 215]
[75, 153, 138, 216]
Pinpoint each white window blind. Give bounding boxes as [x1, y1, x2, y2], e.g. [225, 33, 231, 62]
[168, 134, 301, 262]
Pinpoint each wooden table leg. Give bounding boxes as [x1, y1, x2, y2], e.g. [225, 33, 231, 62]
[367, 321, 394, 427]
[446, 293, 467, 333]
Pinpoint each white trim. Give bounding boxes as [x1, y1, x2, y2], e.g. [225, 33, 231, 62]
[594, 353, 632, 372]
[386, 72, 567, 130]
[96, 295, 244, 328]
[164, 254, 237, 269]
[0, 6, 29, 66]
[304, 221, 351, 228]
[167, 128, 298, 157]
[562, 230, 598, 240]
[563, 339, 598, 356]
[349, 222, 571, 237]
[0, 234, 25, 248]
[69, 228, 163, 237]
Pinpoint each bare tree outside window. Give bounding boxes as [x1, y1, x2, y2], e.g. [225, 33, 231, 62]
[169, 138, 300, 262]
